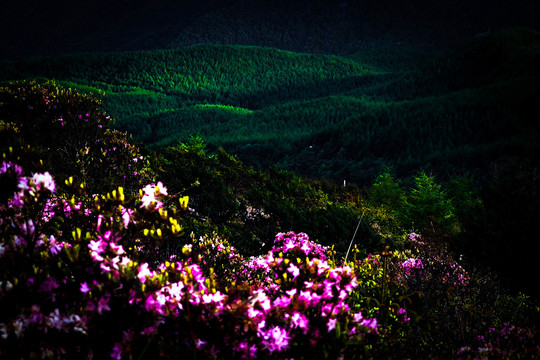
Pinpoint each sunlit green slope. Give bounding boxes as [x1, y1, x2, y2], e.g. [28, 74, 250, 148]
[1, 28, 539, 184]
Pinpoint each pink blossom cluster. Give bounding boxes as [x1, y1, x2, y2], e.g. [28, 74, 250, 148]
[140, 181, 168, 209]
[272, 231, 329, 259]
[138, 232, 379, 358]
[0, 164, 378, 359]
[401, 258, 424, 270]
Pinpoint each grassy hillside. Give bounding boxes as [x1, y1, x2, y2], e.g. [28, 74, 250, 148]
[1, 28, 539, 184]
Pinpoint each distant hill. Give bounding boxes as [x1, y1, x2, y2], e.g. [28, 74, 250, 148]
[2, 27, 539, 184]
[2, 0, 539, 60]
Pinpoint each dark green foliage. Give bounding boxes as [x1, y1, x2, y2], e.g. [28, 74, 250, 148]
[402, 172, 458, 236]
[458, 162, 540, 298]
[0, 81, 154, 195]
[369, 171, 406, 212]
[155, 140, 377, 256]
[2, 28, 539, 186]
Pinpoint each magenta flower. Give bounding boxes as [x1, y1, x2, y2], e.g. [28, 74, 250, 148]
[202, 291, 226, 305]
[121, 207, 134, 228]
[290, 311, 309, 331]
[287, 263, 300, 280]
[31, 172, 55, 193]
[89, 238, 107, 262]
[361, 317, 378, 330]
[234, 341, 258, 359]
[401, 258, 423, 269]
[273, 295, 292, 308]
[89, 239, 107, 254]
[109, 242, 125, 255]
[298, 290, 322, 306]
[110, 343, 122, 360]
[48, 235, 64, 255]
[97, 296, 111, 314]
[39, 277, 59, 293]
[195, 338, 207, 349]
[0, 161, 23, 175]
[140, 182, 167, 209]
[251, 290, 271, 313]
[137, 263, 154, 283]
[327, 318, 337, 332]
[80, 282, 90, 293]
[260, 326, 290, 353]
[247, 307, 263, 320]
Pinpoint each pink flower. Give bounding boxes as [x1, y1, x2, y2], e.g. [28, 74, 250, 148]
[300, 240, 311, 255]
[251, 290, 271, 312]
[97, 296, 111, 314]
[100, 263, 112, 273]
[202, 291, 226, 305]
[109, 243, 125, 255]
[140, 182, 167, 209]
[31, 172, 55, 193]
[260, 326, 290, 353]
[121, 207, 134, 228]
[137, 263, 154, 283]
[299, 290, 322, 306]
[283, 238, 296, 252]
[145, 294, 166, 315]
[195, 338, 207, 349]
[353, 312, 364, 323]
[285, 288, 297, 297]
[48, 236, 64, 255]
[402, 258, 423, 269]
[89, 239, 107, 262]
[287, 263, 300, 280]
[234, 341, 258, 359]
[273, 295, 292, 308]
[111, 343, 122, 360]
[80, 282, 90, 293]
[0, 161, 23, 175]
[290, 311, 308, 330]
[247, 307, 263, 320]
[361, 317, 378, 330]
[327, 318, 337, 332]
[89, 239, 107, 253]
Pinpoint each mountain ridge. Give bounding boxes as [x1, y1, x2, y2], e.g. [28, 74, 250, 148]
[2, 0, 539, 60]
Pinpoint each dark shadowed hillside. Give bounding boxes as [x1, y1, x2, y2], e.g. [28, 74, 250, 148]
[2, 0, 539, 60]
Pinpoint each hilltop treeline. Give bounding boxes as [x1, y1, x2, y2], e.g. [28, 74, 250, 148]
[3, 0, 540, 60]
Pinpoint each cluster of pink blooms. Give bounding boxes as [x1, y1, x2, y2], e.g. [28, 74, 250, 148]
[407, 232, 424, 244]
[401, 258, 424, 270]
[272, 231, 329, 259]
[0, 163, 379, 359]
[442, 262, 470, 287]
[140, 181, 168, 209]
[140, 231, 379, 358]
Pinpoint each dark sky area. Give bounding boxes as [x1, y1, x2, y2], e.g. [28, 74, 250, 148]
[1, 0, 539, 60]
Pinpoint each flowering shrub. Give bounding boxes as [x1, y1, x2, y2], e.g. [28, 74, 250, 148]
[0, 158, 380, 359]
[0, 81, 154, 195]
[2, 80, 538, 359]
[340, 232, 540, 358]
